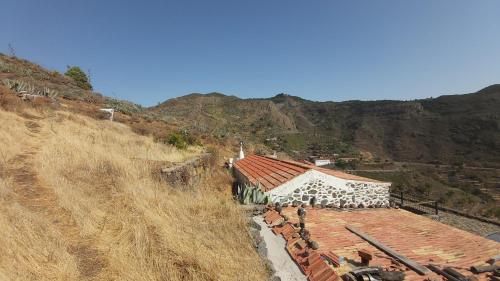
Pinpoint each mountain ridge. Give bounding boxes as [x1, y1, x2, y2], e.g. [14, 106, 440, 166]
[151, 87, 500, 167]
[2, 53, 499, 167]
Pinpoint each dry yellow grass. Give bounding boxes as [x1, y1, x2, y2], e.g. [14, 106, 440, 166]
[0, 107, 267, 280]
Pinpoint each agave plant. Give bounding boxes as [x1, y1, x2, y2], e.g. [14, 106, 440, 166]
[1, 79, 16, 90]
[42, 87, 59, 99]
[1, 79, 29, 93]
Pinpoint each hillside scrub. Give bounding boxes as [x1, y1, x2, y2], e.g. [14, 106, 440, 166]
[355, 168, 499, 219]
[0, 107, 267, 280]
[64, 66, 92, 90]
[165, 130, 202, 150]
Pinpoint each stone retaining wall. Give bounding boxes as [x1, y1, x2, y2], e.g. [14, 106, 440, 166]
[159, 153, 214, 187]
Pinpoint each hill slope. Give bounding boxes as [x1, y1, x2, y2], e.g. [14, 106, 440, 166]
[0, 54, 144, 114]
[0, 89, 266, 280]
[152, 87, 500, 167]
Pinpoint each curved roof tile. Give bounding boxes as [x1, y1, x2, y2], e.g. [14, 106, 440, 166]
[234, 155, 386, 191]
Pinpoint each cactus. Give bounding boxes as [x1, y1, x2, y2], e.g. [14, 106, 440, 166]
[1, 79, 59, 100]
[42, 87, 59, 99]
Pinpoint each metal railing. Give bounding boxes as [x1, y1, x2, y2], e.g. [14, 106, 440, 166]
[391, 191, 500, 226]
[390, 191, 439, 215]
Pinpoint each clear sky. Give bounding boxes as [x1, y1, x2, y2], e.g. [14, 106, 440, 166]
[3, 0, 500, 106]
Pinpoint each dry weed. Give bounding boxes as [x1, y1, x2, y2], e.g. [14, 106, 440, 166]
[0, 107, 267, 280]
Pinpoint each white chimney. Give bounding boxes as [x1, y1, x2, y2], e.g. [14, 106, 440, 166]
[238, 141, 245, 160]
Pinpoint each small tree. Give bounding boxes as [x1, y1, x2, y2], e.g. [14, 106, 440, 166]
[167, 133, 187, 149]
[65, 66, 93, 90]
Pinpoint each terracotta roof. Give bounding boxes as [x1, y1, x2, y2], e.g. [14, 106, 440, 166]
[278, 207, 500, 281]
[234, 155, 384, 191]
[234, 155, 308, 191]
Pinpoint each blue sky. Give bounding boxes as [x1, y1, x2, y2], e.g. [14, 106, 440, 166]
[2, 0, 500, 106]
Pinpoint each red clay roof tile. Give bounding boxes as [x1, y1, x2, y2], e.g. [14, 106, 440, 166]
[280, 207, 500, 281]
[234, 155, 384, 191]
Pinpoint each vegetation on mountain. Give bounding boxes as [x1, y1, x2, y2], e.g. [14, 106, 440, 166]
[152, 89, 500, 169]
[64, 66, 92, 90]
[354, 164, 500, 219]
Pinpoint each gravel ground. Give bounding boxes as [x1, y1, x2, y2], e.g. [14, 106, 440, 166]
[430, 211, 500, 237]
[398, 199, 500, 237]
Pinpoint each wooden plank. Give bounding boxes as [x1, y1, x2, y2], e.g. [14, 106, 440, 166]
[443, 267, 468, 281]
[346, 226, 430, 275]
[428, 264, 461, 281]
[470, 264, 498, 273]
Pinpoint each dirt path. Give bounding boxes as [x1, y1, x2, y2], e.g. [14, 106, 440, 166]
[7, 116, 107, 280]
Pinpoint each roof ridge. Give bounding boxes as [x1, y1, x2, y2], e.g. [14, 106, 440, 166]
[235, 155, 388, 190]
[260, 155, 386, 183]
[234, 155, 309, 191]
[260, 155, 315, 170]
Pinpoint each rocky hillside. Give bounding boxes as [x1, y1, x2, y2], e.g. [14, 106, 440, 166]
[0, 54, 144, 114]
[151, 86, 500, 167]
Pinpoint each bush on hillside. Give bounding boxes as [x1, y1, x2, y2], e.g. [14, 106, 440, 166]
[168, 133, 188, 149]
[64, 66, 92, 90]
[166, 130, 202, 150]
[335, 159, 359, 170]
[484, 206, 500, 219]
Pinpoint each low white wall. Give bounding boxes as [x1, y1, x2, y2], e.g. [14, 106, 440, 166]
[266, 170, 390, 208]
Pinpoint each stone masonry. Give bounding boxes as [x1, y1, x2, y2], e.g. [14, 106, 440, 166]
[265, 170, 390, 208]
[281, 178, 389, 208]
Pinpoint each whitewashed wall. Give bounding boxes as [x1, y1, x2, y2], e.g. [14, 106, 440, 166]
[266, 170, 390, 208]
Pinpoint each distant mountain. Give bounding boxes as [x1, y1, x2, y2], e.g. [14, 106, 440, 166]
[2, 53, 498, 167]
[151, 87, 500, 167]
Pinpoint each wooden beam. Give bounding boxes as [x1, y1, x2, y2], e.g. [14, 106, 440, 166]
[443, 267, 468, 281]
[470, 264, 498, 274]
[427, 264, 461, 281]
[346, 226, 430, 275]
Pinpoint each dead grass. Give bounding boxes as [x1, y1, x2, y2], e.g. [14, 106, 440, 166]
[0, 107, 267, 280]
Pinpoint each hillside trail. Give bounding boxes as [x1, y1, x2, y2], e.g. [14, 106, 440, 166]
[6, 113, 108, 280]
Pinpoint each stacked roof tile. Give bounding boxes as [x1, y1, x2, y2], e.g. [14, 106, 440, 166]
[234, 155, 382, 191]
[264, 210, 340, 281]
[271, 207, 500, 281]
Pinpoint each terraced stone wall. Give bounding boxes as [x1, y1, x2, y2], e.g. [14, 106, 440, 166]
[159, 153, 213, 187]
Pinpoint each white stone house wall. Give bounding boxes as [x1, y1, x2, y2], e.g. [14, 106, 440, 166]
[265, 170, 390, 208]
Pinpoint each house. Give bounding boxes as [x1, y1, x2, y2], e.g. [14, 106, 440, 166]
[233, 155, 390, 207]
[314, 159, 331, 166]
[307, 156, 332, 166]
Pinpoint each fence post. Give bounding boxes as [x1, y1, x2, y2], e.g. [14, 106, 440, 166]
[434, 201, 438, 215]
[400, 191, 404, 206]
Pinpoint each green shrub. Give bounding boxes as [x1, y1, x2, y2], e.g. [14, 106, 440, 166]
[165, 130, 202, 150]
[184, 133, 202, 146]
[335, 159, 358, 170]
[167, 133, 187, 149]
[484, 206, 500, 219]
[65, 66, 92, 90]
